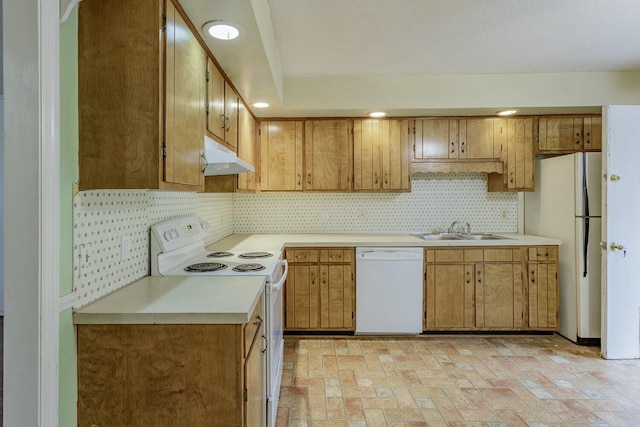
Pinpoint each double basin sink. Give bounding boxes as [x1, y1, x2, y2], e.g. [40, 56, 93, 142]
[412, 232, 512, 241]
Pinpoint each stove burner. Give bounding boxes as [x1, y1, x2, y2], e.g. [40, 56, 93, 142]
[207, 251, 234, 258]
[238, 251, 273, 259]
[233, 263, 266, 272]
[184, 262, 228, 272]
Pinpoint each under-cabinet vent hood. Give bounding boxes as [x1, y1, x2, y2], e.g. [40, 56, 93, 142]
[203, 135, 255, 176]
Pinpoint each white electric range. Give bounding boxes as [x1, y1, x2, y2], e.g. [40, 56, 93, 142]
[150, 216, 287, 427]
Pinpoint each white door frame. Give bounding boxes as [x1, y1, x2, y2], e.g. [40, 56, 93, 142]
[3, 0, 61, 425]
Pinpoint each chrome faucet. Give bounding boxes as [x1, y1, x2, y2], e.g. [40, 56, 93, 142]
[447, 221, 471, 234]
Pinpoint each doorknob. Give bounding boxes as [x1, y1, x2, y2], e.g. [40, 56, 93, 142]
[610, 242, 625, 251]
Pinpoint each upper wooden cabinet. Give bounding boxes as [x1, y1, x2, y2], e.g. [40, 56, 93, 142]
[237, 102, 257, 192]
[304, 120, 352, 191]
[259, 120, 304, 191]
[206, 58, 238, 150]
[537, 116, 602, 153]
[411, 118, 503, 175]
[413, 118, 499, 161]
[78, 0, 205, 191]
[487, 118, 535, 192]
[353, 119, 410, 192]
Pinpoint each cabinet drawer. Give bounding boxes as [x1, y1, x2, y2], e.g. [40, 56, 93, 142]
[528, 247, 557, 262]
[483, 249, 521, 262]
[320, 249, 353, 263]
[244, 295, 264, 358]
[287, 249, 319, 263]
[426, 249, 464, 263]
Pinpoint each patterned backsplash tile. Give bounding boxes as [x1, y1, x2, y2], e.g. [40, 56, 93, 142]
[72, 190, 233, 307]
[233, 174, 518, 233]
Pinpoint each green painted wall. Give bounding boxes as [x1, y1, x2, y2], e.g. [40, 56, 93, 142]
[59, 7, 79, 426]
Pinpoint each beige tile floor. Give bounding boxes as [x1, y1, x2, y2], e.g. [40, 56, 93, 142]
[276, 335, 640, 426]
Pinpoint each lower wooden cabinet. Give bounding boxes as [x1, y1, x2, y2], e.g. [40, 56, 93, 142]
[424, 246, 557, 332]
[77, 296, 265, 427]
[284, 248, 355, 331]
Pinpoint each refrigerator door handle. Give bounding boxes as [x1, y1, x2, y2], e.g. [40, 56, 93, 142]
[583, 217, 589, 277]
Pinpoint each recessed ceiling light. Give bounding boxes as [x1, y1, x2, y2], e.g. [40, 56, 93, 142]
[369, 111, 386, 118]
[496, 109, 520, 116]
[202, 21, 242, 40]
[252, 102, 269, 109]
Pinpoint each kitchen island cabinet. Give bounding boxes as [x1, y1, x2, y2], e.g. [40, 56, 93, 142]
[75, 277, 266, 427]
[353, 119, 411, 191]
[284, 248, 355, 331]
[424, 247, 542, 332]
[78, 0, 205, 191]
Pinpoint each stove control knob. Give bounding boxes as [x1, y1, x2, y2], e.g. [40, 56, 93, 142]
[163, 231, 172, 241]
[171, 229, 179, 239]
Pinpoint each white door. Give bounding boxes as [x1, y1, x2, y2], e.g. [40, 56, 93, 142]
[601, 105, 640, 359]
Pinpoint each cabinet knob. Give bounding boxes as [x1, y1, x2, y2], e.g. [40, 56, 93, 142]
[307, 173, 312, 185]
[297, 174, 302, 186]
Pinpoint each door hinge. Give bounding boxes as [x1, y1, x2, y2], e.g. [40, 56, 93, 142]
[205, 70, 210, 82]
[205, 102, 209, 114]
[243, 389, 248, 402]
[162, 15, 167, 31]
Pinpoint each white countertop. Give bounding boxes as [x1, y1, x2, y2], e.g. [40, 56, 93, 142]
[74, 276, 265, 325]
[207, 233, 561, 252]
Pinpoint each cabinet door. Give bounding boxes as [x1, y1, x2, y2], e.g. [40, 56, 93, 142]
[527, 263, 559, 329]
[538, 117, 581, 152]
[353, 119, 383, 190]
[224, 82, 239, 150]
[237, 102, 256, 191]
[260, 121, 304, 191]
[244, 323, 265, 427]
[583, 117, 602, 151]
[461, 119, 497, 159]
[285, 265, 319, 329]
[425, 264, 475, 329]
[414, 119, 452, 160]
[319, 264, 354, 330]
[475, 263, 523, 329]
[354, 119, 409, 191]
[381, 119, 410, 190]
[206, 57, 226, 141]
[304, 120, 351, 191]
[507, 118, 534, 190]
[165, 2, 204, 188]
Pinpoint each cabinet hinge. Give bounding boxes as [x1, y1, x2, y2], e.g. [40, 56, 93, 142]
[351, 272, 354, 281]
[205, 102, 209, 114]
[162, 144, 167, 158]
[424, 272, 426, 280]
[162, 15, 167, 31]
[243, 389, 248, 402]
[258, 128, 261, 136]
[352, 311, 354, 319]
[258, 175, 262, 184]
[205, 70, 210, 82]
[556, 272, 558, 280]
[424, 310, 427, 319]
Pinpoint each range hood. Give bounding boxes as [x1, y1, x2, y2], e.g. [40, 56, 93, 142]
[203, 135, 255, 176]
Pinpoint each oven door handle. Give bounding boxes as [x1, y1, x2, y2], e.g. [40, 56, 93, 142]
[271, 259, 288, 293]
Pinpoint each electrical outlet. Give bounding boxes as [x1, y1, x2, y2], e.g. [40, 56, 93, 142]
[358, 209, 366, 220]
[121, 235, 132, 261]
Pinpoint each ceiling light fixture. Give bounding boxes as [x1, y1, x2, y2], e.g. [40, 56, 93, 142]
[202, 20, 242, 40]
[496, 109, 520, 116]
[252, 102, 270, 109]
[369, 111, 386, 118]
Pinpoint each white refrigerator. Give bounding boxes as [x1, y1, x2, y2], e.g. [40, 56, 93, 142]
[524, 152, 602, 344]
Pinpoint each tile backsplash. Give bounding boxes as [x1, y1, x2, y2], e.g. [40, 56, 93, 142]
[72, 190, 233, 307]
[233, 174, 518, 233]
[72, 174, 517, 307]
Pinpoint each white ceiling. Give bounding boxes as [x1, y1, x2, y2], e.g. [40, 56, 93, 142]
[180, 0, 640, 117]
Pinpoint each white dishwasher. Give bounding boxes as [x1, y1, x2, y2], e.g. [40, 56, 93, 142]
[355, 247, 424, 334]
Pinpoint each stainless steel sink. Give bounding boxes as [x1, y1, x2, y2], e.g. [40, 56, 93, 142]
[412, 233, 511, 241]
[411, 233, 463, 241]
[460, 233, 509, 240]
